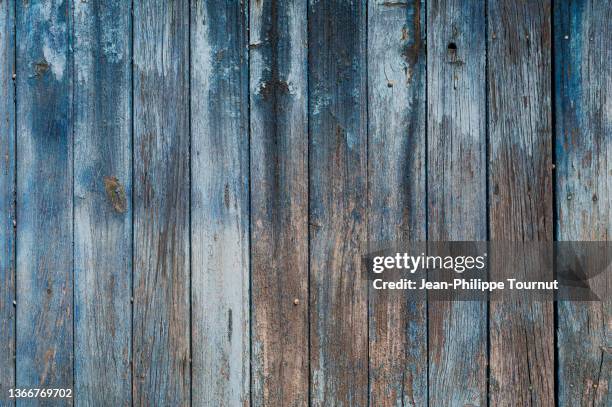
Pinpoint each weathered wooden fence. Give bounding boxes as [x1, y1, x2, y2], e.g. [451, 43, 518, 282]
[0, 0, 610, 405]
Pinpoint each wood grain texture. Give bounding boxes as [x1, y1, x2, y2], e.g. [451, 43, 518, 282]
[0, 0, 15, 402]
[73, 0, 131, 405]
[308, 0, 367, 405]
[249, 1, 308, 406]
[555, 1, 611, 405]
[367, 1, 427, 406]
[427, 1, 487, 405]
[191, 1, 250, 406]
[488, 1, 555, 405]
[16, 0, 73, 394]
[2, 4, 610, 405]
[132, 1, 190, 405]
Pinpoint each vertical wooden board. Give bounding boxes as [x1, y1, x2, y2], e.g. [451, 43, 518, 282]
[249, 0, 308, 406]
[367, 0, 427, 406]
[308, 0, 367, 405]
[15, 0, 73, 394]
[488, 0, 554, 405]
[555, 1, 611, 405]
[132, 1, 190, 405]
[0, 0, 15, 402]
[191, 1, 250, 406]
[426, 0, 487, 405]
[73, 0, 131, 405]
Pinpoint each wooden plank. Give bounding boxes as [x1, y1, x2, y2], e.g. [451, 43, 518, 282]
[367, 0, 427, 406]
[190, 1, 250, 405]
[0, 0, 15, 402]
[15, 0, 73, 393]
[132, 1, 190, 405]
[555, 1, 611, 405]
[249, 0, 308, 406]
[488, 0, 555, 405]
[426, 0, 487, 405]
[73, 0, 131, 405]
[308, 0, 367, 405]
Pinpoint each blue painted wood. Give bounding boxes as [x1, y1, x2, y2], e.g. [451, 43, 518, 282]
[488, 0, 555, 405]
[132, 1, 190, 405]
[555, 1, 611, 405]
[249, 1, 309, 406]
[73, 0, 132, 405]
[367, 0, 427, 406]
[427, 1, 487, 405]
[0, 3, 609, 405]
[190, 1, 250, 405]
[308, 0, 368, 405]
[16, 0, 73, 395]
[0, 0, 15, 403]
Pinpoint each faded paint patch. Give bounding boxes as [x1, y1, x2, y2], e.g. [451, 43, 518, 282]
[102, 27, 124, 63]
[43, 41, 66, 80]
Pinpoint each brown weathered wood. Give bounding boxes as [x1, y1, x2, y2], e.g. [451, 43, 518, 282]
[555, 1, 611, 405]
[132, 1, 190, 405]
[308, 0, 368, 405]
[0, 0, 15, 402]
[249, 0, 309, 406]
[367, 0, 427, 405]
[427, 0, 487, 405]
[488, 1, 555, 405]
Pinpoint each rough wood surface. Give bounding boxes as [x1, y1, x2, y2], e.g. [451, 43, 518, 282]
[73, 0, 132, 405]
[0, 0, 15, 402]
[367, 0, 427, 406]
[427, 0, 487, 405]
[190, 1, 250, 405]
[16, 0, 73, 395]
[488, 1, 555, 405]
[555, 1, 611, 405]
[308, 1, 367, 406]
[249, 1, 308, 406]
[1, 3, 610, 406]
[132, 1, 190, 405]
